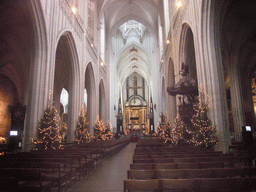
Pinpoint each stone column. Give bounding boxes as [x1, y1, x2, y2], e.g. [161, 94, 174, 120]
[194, 0, 231, 152]
[228, 62, 245, 141]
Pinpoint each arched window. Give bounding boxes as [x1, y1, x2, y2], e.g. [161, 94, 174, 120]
[60, 88, 69, 113]
[88, 0, 94, 42]
[100, 16, 105, 62]
[84, 89, 88, 114]
[158, 15, 163, 59]
[164, 0, 170, 37]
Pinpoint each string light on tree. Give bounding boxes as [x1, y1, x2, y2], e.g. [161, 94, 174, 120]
[31, 103, 63, 150]
[104, 120, 113, 141]
[155, 114, 183, 145]
[92, 115, 113, 142]
[74, 107, 91, 144]
[188, 87, 218, 148]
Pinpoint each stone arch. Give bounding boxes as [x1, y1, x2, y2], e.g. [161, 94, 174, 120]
[179, 23, 197, 81]
[54, 31, 80, 142]
[99, 79, 106, 123]
[217, 1, 256, 142]
[0, 1, 48, 150]
[0, 75, 18, 140]
[85, 62, 97, 135]
[176, 23, 198, 113]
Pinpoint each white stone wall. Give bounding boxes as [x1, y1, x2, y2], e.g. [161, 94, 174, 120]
[162, 0, 230, 152]
[23, 0, 108, 149]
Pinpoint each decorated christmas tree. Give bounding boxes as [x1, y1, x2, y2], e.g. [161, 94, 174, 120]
[155, 121, 166, 142]
[104, 120, 113, 141]
[170, 114, 185, 145]
[156, 115, 183, 145]
[92, 115, 105, 142]
[60, 122, 67, 142]
[92, 116, 113, 142]
[188, 89, 218, 148]
[74, 108, 91, 144]
[31, 105, 63, 150]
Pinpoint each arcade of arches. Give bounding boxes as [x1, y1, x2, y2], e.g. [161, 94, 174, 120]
[0, 0, 255, 152]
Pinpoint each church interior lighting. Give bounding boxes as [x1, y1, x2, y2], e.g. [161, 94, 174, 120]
[71, 7, 77, 14]
[176, 1, 182, 8]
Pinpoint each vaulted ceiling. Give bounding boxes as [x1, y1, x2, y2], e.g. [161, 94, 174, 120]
[100, 0, 161, 35]
[99, 0, 163, 88]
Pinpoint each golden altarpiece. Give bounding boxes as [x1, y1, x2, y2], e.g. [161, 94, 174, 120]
[123, 73, 150, 136]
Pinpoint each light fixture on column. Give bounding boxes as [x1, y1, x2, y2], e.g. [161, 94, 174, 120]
[100, 61, 104, 67]
[166, 40, 170, 44]
[71, 7, 77, 14]
[176, 1, 182, 9]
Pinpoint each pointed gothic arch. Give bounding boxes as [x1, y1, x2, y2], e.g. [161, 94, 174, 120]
[179, 24, 197, 81]
[54, 31, 80, 142]
[217, 1, 256, 143]
[0, 1, 48, 150]
[0, 75, 18, 140]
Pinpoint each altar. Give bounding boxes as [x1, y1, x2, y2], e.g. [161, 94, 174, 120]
[124, 96, 148, 135]
[122, 72, 151, 135]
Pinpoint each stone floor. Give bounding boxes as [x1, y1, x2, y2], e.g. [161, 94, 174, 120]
[68, 142, 136, 192]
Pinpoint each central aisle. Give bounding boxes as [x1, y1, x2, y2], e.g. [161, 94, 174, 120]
[69, 142, 136, 192]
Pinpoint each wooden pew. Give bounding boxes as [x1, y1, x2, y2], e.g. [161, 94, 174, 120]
[136, 138, 168, 148]
[30, 149, 97, 176]
[156, 169, 187, 179]
[196, 177, 256, 192]
[0, 161, 68, 192]
[153, 163, 177, 169]
[23, 152, 86, 179]
[127, 170, 156, 180]
[124, 179, 196, 191]
[0, 156, 76, 186]
[124, 178, 256, 191]
[133, 155, 251, 168]
[0, 168, 52, 192]
[130, 162, 225, 170]
[77, 137, 129, 158]
[133, 151, 225, 158]
[0, 177, 17, 192]
[130, 163, 154, 170]
[123, 179, 159, 192]
[134, 145, 222, 154]
[133, 158, 174, 163]
[159, 178, 196, 191]
[127, 167, 256, 180]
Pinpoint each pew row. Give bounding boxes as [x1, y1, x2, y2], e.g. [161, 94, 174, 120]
[0, 168, 52, 192]
[124, 177, 256, 191]
[0, 162, 68, 192]
[132, 155, 253, 167]
[130, 162, 225, 170]
[127, 167, 256, 179]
